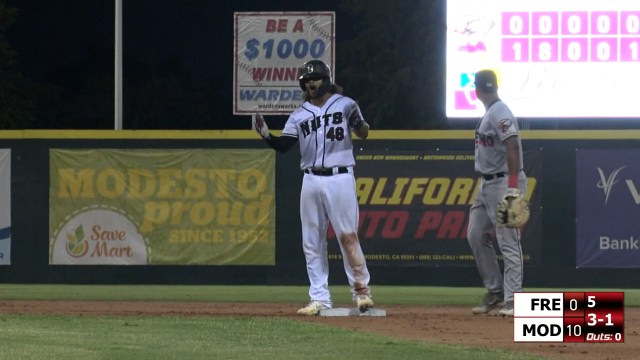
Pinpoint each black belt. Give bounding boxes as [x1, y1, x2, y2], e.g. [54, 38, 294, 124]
[304, 167, 349, 176]
[482, 172, 506, 180]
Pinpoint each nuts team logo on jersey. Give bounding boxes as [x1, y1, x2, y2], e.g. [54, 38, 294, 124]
[299, 112, 345, 138]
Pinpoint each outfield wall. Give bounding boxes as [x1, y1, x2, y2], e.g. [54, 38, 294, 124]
[0, 130, 639, 289]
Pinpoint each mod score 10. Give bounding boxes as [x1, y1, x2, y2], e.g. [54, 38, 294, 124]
[513, 292, 624, 343]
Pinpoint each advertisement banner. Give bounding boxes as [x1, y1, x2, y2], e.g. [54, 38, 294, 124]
[328, 149, 542, 266]
[0, 149, 10, 265]
[49, 149, 275, 265]
[576, 149, 640, 268]
[233, 12, 335, 115]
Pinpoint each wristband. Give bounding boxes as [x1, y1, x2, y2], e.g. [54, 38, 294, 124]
[508, 174, 518, 188]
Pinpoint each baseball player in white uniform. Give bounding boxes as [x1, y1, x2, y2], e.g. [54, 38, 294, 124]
[467, 69, 527, 316]
[253, 59, 374, 315]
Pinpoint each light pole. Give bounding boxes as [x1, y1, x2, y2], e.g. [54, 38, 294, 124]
[114, 0, 123, 130]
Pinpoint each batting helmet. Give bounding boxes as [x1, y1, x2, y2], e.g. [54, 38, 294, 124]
[298, 60, 332, 91]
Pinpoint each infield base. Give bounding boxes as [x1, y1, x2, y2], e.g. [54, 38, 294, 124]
[319, 307, 386, 317]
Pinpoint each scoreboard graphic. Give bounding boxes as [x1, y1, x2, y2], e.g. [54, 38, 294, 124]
[446, 0, 640, 118]
[513, 292, 624, 343]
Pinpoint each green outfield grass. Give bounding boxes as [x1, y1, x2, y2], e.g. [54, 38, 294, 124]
[0, 285, 637, 360]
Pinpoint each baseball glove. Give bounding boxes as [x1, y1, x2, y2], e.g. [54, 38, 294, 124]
[496, 188, 530, 228]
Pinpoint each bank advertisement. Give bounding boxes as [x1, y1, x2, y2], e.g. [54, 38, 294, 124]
[328, 149, 542, 266]
[0, 149, 10, 265]
[49, 149, 275, 265]
[576, 149, 640, 268]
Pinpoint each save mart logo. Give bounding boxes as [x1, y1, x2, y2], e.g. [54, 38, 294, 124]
[50, 206, 150, 265]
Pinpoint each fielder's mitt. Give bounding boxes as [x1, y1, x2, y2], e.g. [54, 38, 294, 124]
[496, 189, 530, 228]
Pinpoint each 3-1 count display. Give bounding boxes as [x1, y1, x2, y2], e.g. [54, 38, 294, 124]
[513, 292, 624, 343]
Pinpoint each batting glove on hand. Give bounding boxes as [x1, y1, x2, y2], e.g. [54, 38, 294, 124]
[252, 113, 270, 139]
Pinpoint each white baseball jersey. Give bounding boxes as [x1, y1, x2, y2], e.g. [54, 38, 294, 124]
[280, 93, 371, 305]
[281, 94, 362, 170]
[474, 100, 523, 174]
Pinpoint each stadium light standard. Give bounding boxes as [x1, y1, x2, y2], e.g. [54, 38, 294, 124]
[115, 0, 123, 130]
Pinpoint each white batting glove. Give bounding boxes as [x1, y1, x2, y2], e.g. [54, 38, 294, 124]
[252, 113, 270, 139]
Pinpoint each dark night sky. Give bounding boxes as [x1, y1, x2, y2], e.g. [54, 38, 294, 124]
[5, 0, 369, 129]
[7, 0, 352, 88]
[7, 1, 640, 130]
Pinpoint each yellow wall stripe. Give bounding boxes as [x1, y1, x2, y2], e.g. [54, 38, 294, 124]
[0, 129, 638, 140]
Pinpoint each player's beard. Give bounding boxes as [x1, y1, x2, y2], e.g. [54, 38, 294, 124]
[308, 80, 331, 99]
[308, 84, 319, 98]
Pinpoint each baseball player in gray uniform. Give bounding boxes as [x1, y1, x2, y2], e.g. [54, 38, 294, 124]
[467, 69, 527, 316]
[252, 59, 374, 315]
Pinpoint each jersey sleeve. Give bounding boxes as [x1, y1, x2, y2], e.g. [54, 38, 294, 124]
[281, 111, 300, 138]
[344, 99, 365, 129]
[492, 105, 519, 141]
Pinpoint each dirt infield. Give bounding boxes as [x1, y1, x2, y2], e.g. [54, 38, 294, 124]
[1, 300, 637, 359]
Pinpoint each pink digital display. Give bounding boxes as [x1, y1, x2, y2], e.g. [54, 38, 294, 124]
[501, 10, 640, 62]
[447, 0, 640, 118]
